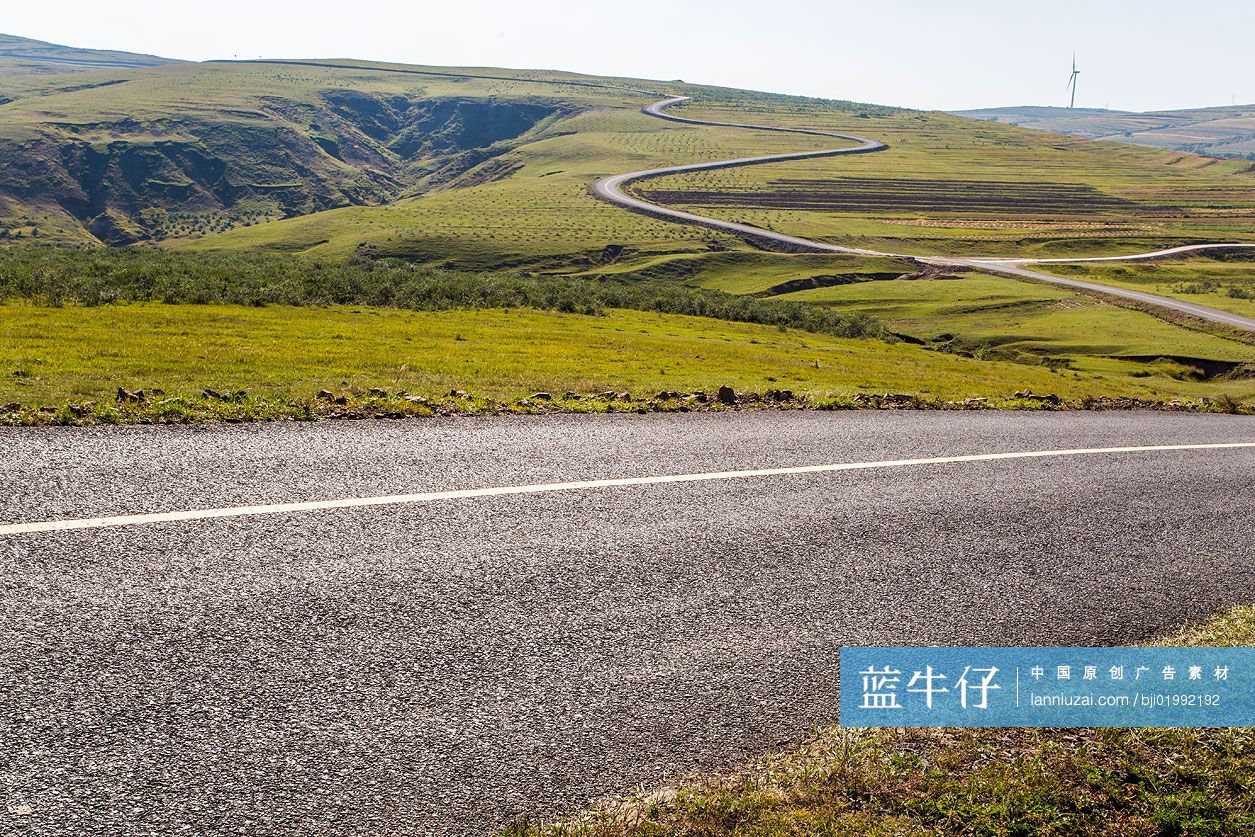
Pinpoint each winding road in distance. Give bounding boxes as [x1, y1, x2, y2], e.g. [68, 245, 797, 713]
[593, 96, 1255, 332]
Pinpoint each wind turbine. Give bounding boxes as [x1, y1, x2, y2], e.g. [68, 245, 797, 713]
[1067, 54, 1080, 109]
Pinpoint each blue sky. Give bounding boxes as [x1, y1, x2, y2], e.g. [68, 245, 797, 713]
[5, 0, 1251, 111]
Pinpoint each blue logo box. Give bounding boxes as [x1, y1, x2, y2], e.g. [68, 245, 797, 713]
[840, 647, 1255, 727]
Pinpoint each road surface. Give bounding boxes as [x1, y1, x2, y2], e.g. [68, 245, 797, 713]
[594, 97, 1255, 332]
[2, 412, 1253, 834]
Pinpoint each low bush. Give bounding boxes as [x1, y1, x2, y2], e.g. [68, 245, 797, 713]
[0, 247, 882, 340]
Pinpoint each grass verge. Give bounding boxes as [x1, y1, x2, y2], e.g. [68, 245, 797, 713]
[3, 302, 1249, 427]
[506, 607, 1255, 836]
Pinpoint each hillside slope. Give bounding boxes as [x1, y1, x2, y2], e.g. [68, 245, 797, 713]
[0, 60, 605, 244]
[182, 82, 1254, 264]
[0, 33, 179, 76]
[0, 53, 1251, 262]
[955, 104, 1255, 159]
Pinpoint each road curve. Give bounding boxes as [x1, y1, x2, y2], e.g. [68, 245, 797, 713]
[2, 412, 1254, 834]
[593, 97, 890, 257]
[938, 259, 1255, 331]
[975, 242, 1255, 265]
[594, 96, 1255, 331]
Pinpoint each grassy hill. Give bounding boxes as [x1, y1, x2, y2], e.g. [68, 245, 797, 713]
[185, 86, 1255, 264]
[955, 104, 1255, 160]
[0, 59, 630, 245]
[629, 99, 1254, 261]
[1, 49, 1252, 412]
[0, 53, 1251, 261]
[0, 33, 179, 76]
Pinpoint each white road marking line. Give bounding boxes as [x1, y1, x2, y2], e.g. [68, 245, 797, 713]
[3, 442, 1252, 536]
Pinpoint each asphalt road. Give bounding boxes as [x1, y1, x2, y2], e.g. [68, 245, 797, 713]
[594, 96, 1255, 331]
[592, 97, 890, 257]
[945, 259, 1255, 332]
[2, 411, 1254, 834]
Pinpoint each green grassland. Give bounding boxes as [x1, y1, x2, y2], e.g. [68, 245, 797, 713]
[2, 301, 1116, 415]
[507, 605, 1255, 837]
[3, 56, 1253, 417]
[771, 272, 1255, 399]
[2, 247, 1251, 418]
[636, 99, 1255, 260]
[1038, 252, 1255, 320]
[5, 54, 1243, 265]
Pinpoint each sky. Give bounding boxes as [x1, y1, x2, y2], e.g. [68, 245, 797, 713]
[4, 0, 1252, 112]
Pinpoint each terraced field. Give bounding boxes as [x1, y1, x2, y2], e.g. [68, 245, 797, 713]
[639, 176, 1140, 215]
[637, 99, 1255, 259]
[165, 74, 1252, 265]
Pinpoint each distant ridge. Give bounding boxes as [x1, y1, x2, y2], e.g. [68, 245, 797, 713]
[953, 103, 1255, 159]
[0, 33, 181, 75]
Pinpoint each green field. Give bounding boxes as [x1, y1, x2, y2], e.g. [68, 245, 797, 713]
[567, 250, 912, 295]
[2, 52, 1252, 420]
[1037, 252, 1255, 320]
[637, 99, 1255, 260]
[575, 248, 1255, 400]
[771, 272, 1255, 397]
[2, 300, 1133, 423]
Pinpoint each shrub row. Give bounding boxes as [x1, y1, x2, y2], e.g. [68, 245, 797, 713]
[0, 247, 882, 339]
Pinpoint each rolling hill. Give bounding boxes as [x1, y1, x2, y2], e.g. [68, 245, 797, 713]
[0, 57, 606, 245]
[955, 104, 1255, 160]
[0, 48, 1251, 263]
[1, 37, 1252, 416]
[0, 33, 179, 76]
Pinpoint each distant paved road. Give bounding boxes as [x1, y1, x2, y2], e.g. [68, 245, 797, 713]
[593, 97, 889, 256]
[2, 412, 1253, 834]
[594, 96, 1255, 332]
[938, 259, 1255, 332]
